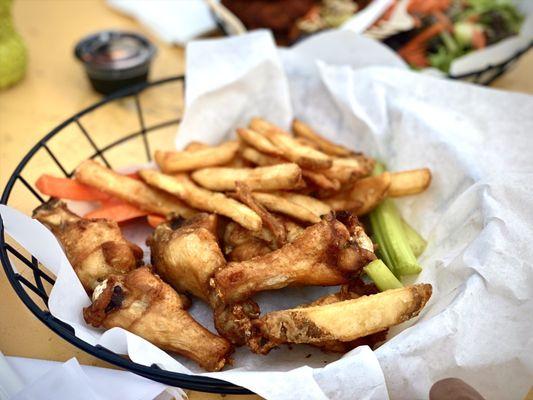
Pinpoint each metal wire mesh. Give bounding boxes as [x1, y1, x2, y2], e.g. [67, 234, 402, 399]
[0, 76, 252, 394]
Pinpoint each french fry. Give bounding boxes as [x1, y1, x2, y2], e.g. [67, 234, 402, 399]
[251, 192, 321, 223]
[322, 157, 374, 184]
[191, 163, 302, 191]
[323, 173, 391, 215]
[185, 141, 210, 152]
[234, 182, 287, 246]
[155, 141, 239, 172]
[292, 119, 352, 157]
[261, 128, 333, 170]
[249, 117, 289, 136]
[276, 192, 331, 218]
[140, 170, 262, 231]
[301, 169, 341, 191]
[237, 128, 283, 156]
[255, 284, 432, 345]
[389, 168, 432, 197]
[241, 147, 283, 166]
[75, 160, 195, 217]
[295, 137, 321, 150]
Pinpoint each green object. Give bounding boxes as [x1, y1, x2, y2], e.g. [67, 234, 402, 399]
[402, 219, 427, 257]
[0, 0, 27, 89]
[369, 163, 422, 276]
[364, 259, 403, 292]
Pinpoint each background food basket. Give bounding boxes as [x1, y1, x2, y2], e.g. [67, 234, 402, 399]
[0, 76, 252, 395]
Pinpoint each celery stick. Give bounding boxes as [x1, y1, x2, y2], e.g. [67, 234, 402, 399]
[364, 259, 403, 291]
[369, 211, 396, 275]
[373, 162, 386, 175]
[402, 219, 427, 257]
[370, 199, 422, 276]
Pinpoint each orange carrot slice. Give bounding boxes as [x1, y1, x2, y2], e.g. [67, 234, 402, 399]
[84, 201, 148, 222]
[36, 175, 109, 201]
[147, 215, 166, 228]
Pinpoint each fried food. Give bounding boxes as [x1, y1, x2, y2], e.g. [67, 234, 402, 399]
[249, 117, 290, 136]
[148, 215, 259, 345]
[148, 214, 224, 302]
[211, 214, 376, 303]
[75, 160, 195, 217]
[253, 284, 431, 351]
[155, 141, 239, 173]
[322, 156, 375, 184]
[301, 169, 341, 191]
[83, 267, 232, 371]
[260, 125, 333, 170]
[241, 147, 283, 167]
[185, 141, 210, 151]
[237, 128, 283, 156]
[191, 163, 302, 192]
[251, 192, 321, 224]
[292, 119, 352, 157]
[324, 172, 391, 215]
[276, 192, 331, 218]
[140, 170, 262, 231]
[234, 182, 286, 246]
[389, 168, 432, 197]
[33, 199, 142, 293]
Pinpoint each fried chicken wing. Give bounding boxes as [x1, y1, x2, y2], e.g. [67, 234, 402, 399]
[252, 284, 432, 353]
[212, 214, 376, 304]
[148, 214, 260, 345]
[84, 267, 232, 371]
[33, 199, 142, 293]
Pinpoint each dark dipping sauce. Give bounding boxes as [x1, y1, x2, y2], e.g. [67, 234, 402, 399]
[74, 31, 156, 95]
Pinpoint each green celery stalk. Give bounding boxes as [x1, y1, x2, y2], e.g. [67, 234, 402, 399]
[364, 259, 403, 291]
[369, 211, 396, 275]
[371, 199, 422, 276]
[402, 219, 427, 257]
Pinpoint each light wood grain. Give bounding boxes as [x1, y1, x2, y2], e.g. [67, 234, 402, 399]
[0, 1, 531, 399]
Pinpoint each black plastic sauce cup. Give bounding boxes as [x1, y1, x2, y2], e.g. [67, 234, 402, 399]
[74, 31, 156, 95]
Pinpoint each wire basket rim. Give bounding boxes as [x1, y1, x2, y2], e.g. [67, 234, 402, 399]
[0, 75, 253, 395]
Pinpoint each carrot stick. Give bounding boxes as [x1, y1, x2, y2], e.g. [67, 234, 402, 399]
[36, 174, 109, 201]
[84, 201, 148, 222]
[147, 215, 166, 228]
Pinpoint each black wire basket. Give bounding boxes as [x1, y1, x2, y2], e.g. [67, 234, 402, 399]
[0, 76, 253, 395]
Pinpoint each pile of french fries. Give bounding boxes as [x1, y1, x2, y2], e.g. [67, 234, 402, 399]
[76, 117, 431, 230]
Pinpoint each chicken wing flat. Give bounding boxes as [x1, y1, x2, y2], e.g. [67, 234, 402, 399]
[252, 284, 431, 353]
[211, 213, 376, 304]
[148, 214, 260, 345]
[33, 199, 142, 293]
[83, 267, 232, 371]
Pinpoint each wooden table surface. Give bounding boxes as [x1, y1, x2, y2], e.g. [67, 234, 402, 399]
[0, 1, 531, 399]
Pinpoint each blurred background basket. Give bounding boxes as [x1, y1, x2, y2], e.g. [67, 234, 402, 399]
[0, 76, 253, 395]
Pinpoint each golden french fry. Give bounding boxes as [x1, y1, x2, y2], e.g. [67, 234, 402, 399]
[249, 117, 289, 136]
[185, 141, 210, 152]
[252, 192, 321, 223]
[237, 128, 283, 156]
[241, 147, 283, 167]
[276, 192, 331, 218]
[389, 168, 432, 197]
[75, 160, 195, 217]
[255, 284, 431, 345]
[140, 170, 262, 231]
[191, 163, 302, 191]
[301, 169, 341, 191]
[323, 172, 391, 215]
[322, 157, 374, 184]
[261, 128, 333, 170]
[292, 119, 352, 157]
[295, 137, 320, 150]
[155, 141, 239, 172]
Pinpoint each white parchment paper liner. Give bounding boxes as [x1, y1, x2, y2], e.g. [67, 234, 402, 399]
[2, 29, 532, 399]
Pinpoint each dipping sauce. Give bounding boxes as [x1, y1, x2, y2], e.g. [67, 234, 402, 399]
[74, 31, 156, 95]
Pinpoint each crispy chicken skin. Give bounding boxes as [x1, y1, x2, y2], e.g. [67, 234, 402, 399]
[252, 284, 432, 354]
[33, 199, 143, 293]
[148, 214, 260, 345]
[212, 214, 376, 304]
[83, 267, 232, 371]
[148, 214, 224, 302]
